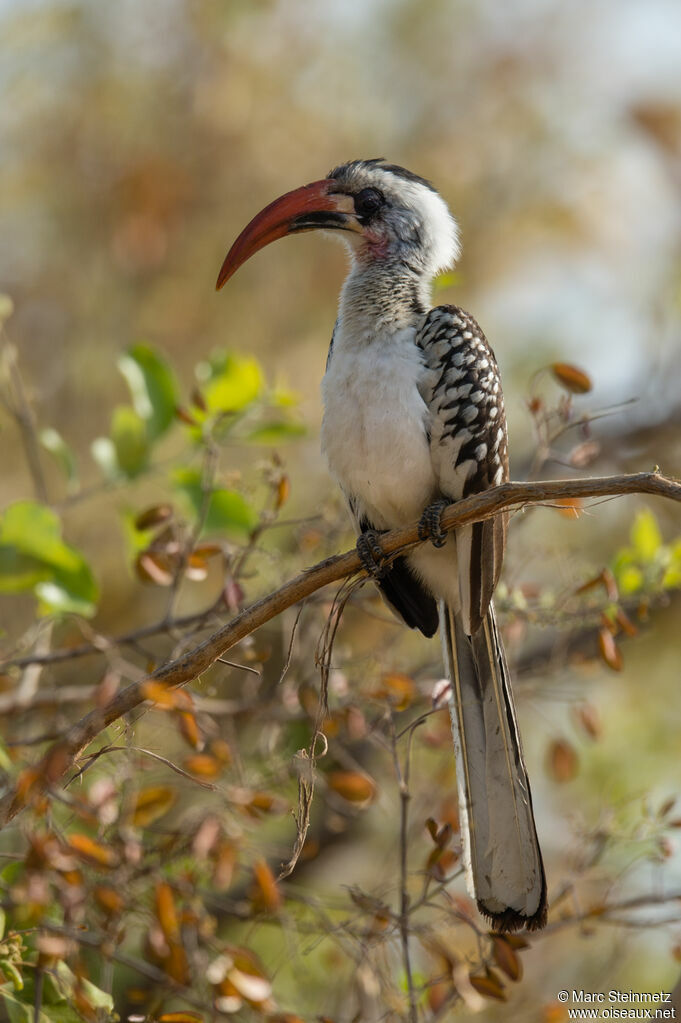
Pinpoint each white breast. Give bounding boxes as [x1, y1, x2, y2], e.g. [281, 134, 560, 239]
[321, 326, 438, 530]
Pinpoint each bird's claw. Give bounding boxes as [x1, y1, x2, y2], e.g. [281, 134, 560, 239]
[356, 529, 387, 579]
[418, 500, 450, 548]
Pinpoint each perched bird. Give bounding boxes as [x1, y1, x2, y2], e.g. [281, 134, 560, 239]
[217, 158, 547, 932]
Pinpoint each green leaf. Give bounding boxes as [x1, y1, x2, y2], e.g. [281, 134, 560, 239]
[1, 986, 32, 1023]
[0, 959, 22, 992]
[35, 576, 97, 618]
[663, 565, 681, 589]
[118, 343, 179, 440]
[1, 982, 75, 1023]
[247, 421, 306, 443]
[662, 538, 681, 589]
[0, 503, 98, 616]
[174, 468, 258, 537]
[55, 962, 114, 1012]
[0, 955, 22, 993]
[0, 547, 50, 593]
[204, 489, 258, 535]
[1, 978, 111, 1022]
[39, 429, 78, 492]
[618, 564, 644, 595]
[631, 510, 662, 562]
[197, 351, 264, 414]
[111, 405, 149, 478]
[0, 504, 81, 572]
[45, 550, 98, 617]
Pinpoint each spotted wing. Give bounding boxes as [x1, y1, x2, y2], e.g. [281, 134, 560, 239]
[417, 305, 509, 635]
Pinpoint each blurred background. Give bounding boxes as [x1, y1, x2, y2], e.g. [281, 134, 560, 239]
[1, 0, 681, 1019]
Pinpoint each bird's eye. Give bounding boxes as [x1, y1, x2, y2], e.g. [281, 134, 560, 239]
[354, 187, 384, 220]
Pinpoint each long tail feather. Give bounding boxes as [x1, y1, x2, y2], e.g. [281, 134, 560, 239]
[440, 600, 547, 931]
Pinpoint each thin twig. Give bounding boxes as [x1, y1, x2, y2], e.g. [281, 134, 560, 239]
[389, 715, 417, 1023]
[279, 580, 356, 881]
[216, 658, 261, 676]
[15, 623, 53, 706]
[540, 888, 681, 935]
[0, 335, 49, 503]
[0, 600, 228, 671]
[82, 744, 219, 791]
[0, 470, 678, 829]
[275, 601, 306, 686]
[0, 686, 259, 719]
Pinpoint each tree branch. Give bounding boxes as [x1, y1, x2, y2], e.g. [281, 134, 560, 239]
[1, 470, 679, 830]
[0, 601, 228, 671]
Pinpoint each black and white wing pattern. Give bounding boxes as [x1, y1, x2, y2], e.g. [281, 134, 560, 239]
[417, 305, 509, 636]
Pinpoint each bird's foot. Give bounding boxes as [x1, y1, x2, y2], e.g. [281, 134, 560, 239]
[356, 529, 387, 579]
[418, 500, 450, 549]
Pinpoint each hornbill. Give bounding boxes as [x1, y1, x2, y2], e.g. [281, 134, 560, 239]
[216, 158, 547, 932]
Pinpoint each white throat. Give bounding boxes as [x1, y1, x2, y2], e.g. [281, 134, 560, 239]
[335, 260, 430, 350]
